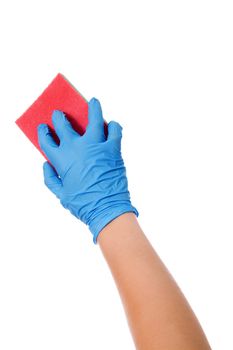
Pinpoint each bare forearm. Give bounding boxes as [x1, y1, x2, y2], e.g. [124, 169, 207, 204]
[98, 213, 211, 350]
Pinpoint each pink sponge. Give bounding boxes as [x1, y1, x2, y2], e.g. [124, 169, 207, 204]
[15, 73, 89, 158]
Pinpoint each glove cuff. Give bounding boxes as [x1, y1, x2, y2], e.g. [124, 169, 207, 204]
[89, 204, 139, 244]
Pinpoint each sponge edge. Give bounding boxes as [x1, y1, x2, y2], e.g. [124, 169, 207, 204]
[15, 73, 89, 159]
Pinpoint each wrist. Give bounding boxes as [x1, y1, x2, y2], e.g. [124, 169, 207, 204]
[89, 203, 139, 244]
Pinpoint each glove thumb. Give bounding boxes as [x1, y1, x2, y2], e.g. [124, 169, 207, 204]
[43, 162, 62, 198]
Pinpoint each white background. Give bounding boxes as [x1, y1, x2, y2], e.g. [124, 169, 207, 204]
[0, 1, 232, 349]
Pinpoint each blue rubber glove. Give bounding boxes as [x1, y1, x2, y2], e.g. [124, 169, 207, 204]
[37, 98, 138, 243]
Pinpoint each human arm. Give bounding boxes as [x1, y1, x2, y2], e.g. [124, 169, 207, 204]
[37, 98, 211, 349]
[98, 212, 211, 350]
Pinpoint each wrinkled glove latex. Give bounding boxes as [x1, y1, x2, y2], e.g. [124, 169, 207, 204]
[37, 98, 138, 243]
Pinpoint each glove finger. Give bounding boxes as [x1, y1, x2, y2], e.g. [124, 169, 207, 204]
[43, 161, 62, 198]
[85, 98, 105, 142]
[107, 121, 122, 141]
[38, 124, 58, 160]
[52, 110, 80, 143]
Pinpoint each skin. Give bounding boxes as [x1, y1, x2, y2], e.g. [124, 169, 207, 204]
[97, 212, 211, 350]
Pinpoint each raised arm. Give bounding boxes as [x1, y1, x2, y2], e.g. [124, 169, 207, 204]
[37, 98, 211, 349]
[98, 212, 211, 350]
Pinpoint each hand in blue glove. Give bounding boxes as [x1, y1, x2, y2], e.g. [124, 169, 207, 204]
[37, 98, 138, 243]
